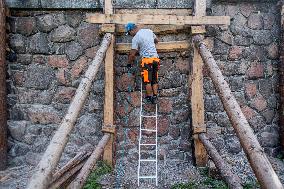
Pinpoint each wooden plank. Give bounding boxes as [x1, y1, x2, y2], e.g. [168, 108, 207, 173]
[100, 24, 115, 34]
[116, 8, 192, 15]
[191, 0, 207, 167]
[115, 24, 191, 35]
[102, 0, 115, 167]
[86, 13, 230, 26]
[116, 41, 190, 53]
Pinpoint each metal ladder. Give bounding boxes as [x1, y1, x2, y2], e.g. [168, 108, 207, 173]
[137, 81, 158, 186]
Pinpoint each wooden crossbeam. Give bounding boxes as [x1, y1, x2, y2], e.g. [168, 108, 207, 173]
[115, 8, 192, 15]
[104, 25, 190, 35]
[86, 13, 230, 25]
[115, 41, 190, 53]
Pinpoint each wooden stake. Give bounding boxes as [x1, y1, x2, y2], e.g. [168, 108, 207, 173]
[49, 162, 85, 189]
[199, 133, 242, 189]
[50, 151, 91, 183]
[193, 35, 283, 189]
[0, 0, 7, 171]
[26, 34, 112, 189]
[68, 134, 111, 189]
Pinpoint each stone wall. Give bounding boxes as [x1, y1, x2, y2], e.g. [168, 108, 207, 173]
[207, 2, 281, 157]
[3, 0, 283, 187]
[6, 10, 104, 166]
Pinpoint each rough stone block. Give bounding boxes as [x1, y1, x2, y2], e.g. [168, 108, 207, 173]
[66, 42, 83, 60]
[77, 23, 100, 49]
[11, 70, 25, 86]
[27, 33, 51, 54]
[239, 3, 255, 17]
[205, 95, 224, 112]
[9, 34, 26, 53]
[261, 109, 275, 124]
[66, 12, 83, 28]
[116, 73, 135, 92]
[85, 46, 99, 59]
[226, 136, 241, 154]
[228, 46, 244, 60]
[159, 98, 173, 114]
[245, 82, 257, 99]
[50, 25, 76, 42]
[11, 17, 37, 36]
[248, 13, 263, 30]
[263, 13, 276, 30]
[48, 55, 69, 68]
[71, 56, 88, 79]
[36, 13, 66, 32]
[259, 131, 279, 148]
[216, 31, 234, 45]
[16, 54, 32, 65]
[28, 105, 61, 124]
[251, 94, 267, 112]
[128, 91, 140, 107]
[32, 55, 47, 64]
[267, 42, 279, 60]
[252, 30, 273, 45]
[55, 86, 76, 104]
[234, 35, 252, 46]
[56, 68, 71, 85]
[8, 121, 28, 142]
[246, 61, 264, 79]
[24, 64, 55, 89]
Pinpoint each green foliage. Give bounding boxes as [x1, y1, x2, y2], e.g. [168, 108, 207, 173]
[171, 182, 198, 189]
[243, 181, 260, 189]
[83, 161, 112, 189]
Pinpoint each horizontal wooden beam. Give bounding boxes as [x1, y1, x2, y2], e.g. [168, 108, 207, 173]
[115, 8, 192, 15]
[115, 41, 190, 53]
[111, 24, 190, 35]
[87, 13, 230, 25]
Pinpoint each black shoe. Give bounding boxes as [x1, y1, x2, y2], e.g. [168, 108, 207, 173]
[151, 95, 158, 104]
[144, 96, 152, 104]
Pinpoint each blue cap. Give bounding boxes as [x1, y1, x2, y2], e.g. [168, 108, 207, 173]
[125, 22, 136, 35]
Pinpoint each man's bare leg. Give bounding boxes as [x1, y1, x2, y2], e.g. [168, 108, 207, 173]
[146, 84, 153, 96]
[152, 84, 158, 95]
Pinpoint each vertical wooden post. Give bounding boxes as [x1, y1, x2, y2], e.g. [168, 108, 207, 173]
[191, 0, 208, 166]
[102, 0, 115, 166]
[0, 0, 7, 171]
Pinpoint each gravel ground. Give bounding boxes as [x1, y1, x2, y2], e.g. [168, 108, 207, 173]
[1, 152, 284, 189]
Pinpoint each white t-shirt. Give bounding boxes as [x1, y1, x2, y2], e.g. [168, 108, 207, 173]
[131, 29, 159, 58]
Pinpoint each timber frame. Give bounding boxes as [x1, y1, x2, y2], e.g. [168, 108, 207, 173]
[21, 0, 284, 189]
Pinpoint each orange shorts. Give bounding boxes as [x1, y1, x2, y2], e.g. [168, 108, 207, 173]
[141, 57, 160, 84]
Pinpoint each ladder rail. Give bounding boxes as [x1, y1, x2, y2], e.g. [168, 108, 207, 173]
[138, 79, 158, 186]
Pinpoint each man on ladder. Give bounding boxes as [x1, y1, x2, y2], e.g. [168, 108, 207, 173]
[126, 22, 160, 104]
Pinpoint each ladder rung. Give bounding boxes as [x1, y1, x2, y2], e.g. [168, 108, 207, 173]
[141, 129, 157, 132]
[140, 159, 156, 162]
[141, 115, 157, 118]
[140, 143, 156, 146]
[139, 176, 157, 179]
